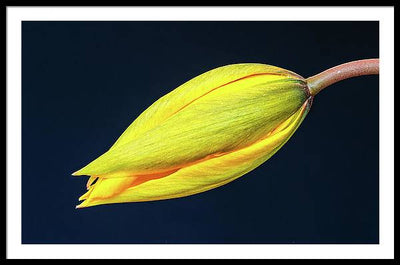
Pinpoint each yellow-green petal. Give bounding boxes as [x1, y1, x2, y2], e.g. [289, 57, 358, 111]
[76, 100, 311, 208]
[110, 63, 304, 148]
[74, 71, 308, 178]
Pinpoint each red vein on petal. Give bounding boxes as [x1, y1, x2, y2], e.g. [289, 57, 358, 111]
[168, 72, 296, 118]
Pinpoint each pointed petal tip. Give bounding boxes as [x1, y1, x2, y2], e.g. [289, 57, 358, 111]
[72, 168, 87, 176]
[71, 170, 81, 176]
[76, 201, 88, 209]
[72, 163, 98, 177]
[86, 176, 98, 189]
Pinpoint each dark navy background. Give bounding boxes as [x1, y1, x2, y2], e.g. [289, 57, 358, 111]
[22, 21, 379, 244]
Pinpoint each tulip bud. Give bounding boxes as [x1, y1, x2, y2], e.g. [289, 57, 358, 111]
[73, 63, 312, 208]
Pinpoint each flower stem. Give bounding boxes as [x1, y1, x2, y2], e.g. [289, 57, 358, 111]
[306, 59, 379, 96]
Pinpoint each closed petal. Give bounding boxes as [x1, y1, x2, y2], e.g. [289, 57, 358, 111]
[76, 99, 311, 208]
[110, 63, 304, 148]
[73, 73, 308, 178]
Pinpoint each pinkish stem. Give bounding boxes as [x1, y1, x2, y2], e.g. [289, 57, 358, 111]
[306, 59, 379, 96]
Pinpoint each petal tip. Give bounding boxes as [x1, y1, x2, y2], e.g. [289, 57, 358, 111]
[76, 200, 89, 209]
[72, 168, 87, 176]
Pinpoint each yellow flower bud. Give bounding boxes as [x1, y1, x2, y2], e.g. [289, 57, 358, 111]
[73, 63, 312, 208]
